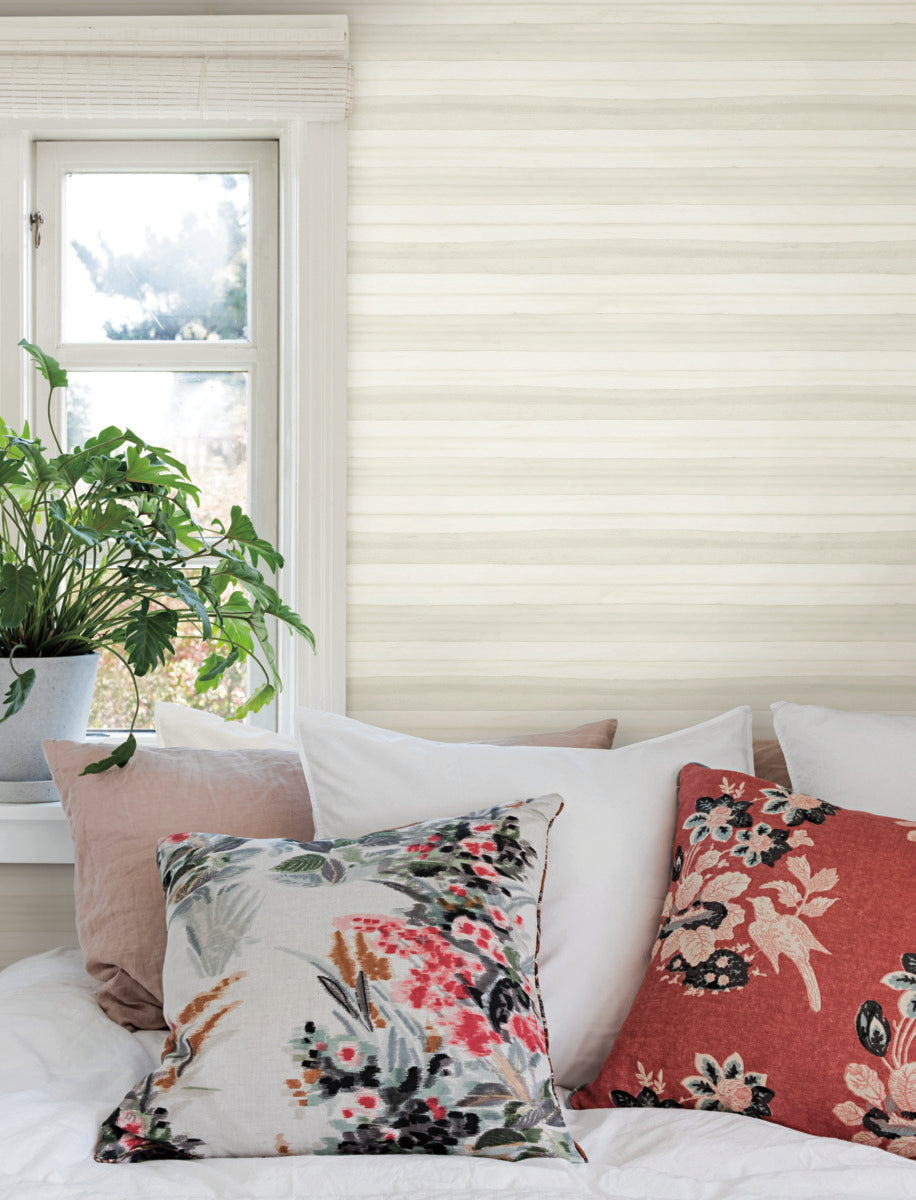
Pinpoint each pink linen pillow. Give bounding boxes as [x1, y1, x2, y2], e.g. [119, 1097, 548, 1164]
[44, 740, 315, 1031]
[484, 718, 616, 749]
[752, 738, 791, 791]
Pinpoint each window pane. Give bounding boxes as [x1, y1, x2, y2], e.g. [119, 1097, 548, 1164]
[63, 173, 249, 342]
[89, 646, 248, 732]
[67, 371, 248, 528]
[66, 371, 250, 731]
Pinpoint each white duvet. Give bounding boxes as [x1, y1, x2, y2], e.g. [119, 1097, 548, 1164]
[1, 951, 914, 1200]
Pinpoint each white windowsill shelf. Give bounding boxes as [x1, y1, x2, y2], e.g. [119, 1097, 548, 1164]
[0, 799, 72, 864]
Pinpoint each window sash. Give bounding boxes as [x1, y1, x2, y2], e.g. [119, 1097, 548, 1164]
[33, 139, 279, 552]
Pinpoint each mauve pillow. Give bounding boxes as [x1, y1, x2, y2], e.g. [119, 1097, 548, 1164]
[156, 701, 617, 753]
[43, 740, 315, 1031]
[752, 738, 791, 791]
[483, 718, 616, 749]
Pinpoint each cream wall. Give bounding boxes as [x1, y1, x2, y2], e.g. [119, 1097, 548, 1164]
[342, 0, 916, 743]
[1, 0, 914, 748]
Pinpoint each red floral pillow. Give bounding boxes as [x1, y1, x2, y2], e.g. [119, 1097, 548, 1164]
[570, 762, 916, 1158]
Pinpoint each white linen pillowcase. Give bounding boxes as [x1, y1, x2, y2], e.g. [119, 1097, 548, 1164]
[295, 705, 754, 1090]
[771, 700, 916, 817]
[155, 701, 298, 752]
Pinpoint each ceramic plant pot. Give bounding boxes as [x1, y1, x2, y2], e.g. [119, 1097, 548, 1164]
[0, 653, 99, 788]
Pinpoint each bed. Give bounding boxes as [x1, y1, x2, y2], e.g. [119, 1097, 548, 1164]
[2, 701, 916, 1199]
[5, 949, 915, 1200]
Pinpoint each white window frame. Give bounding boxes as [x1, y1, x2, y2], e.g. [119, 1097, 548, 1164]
[0, 16, 349, 733]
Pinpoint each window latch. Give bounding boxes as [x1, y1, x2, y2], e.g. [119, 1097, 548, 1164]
[29, 211, 44, 248]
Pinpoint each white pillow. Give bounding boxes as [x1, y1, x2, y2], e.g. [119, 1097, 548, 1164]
[295, 705, 754, 1089]
[154, 701, 296, 752]
[771, 700, 916, 818]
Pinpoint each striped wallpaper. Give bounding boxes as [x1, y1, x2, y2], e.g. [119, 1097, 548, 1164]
[341, 0, 916, 744]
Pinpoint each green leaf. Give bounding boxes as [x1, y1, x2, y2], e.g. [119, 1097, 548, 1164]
[474, 1129, 528, 1151]
[232, 682, 275, 720]
[272, 854, 325, 874]
[18, 339, 68, 389]
[268, 598, 315, 649]
[194, 647, 240, 690]
[0, 563, 39, 629]
[249, 606, 278, 680]
[0, 456, 26, 488]
[6, 436, 62, 485]
[123, 600, 178, 675]
[0, 665, 35, 724]
[226, 505, 283, 570]
[80, 501, 139, 537]
[79, 733, 137, 774]
[52, 452, 93, 488]
[47, 500, 102, 548]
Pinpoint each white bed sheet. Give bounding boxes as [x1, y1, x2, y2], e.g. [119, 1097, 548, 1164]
[1, 950, 914, 1200]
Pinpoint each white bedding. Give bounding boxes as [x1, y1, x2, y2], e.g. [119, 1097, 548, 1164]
[1, 951, 914, 1200]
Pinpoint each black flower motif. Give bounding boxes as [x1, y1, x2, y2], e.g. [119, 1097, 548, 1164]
[610, 1086, 682, 1110]
[761, 788, 838, 828]
[731, 822, 791, 868]
[682, 1053, 774, 1118]
[684, 793, 753, 845]
[667, 948, 749, 992]
[336, 1099, 480, 1155]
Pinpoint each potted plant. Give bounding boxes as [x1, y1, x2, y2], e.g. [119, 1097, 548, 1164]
[0, 340, 313, 778]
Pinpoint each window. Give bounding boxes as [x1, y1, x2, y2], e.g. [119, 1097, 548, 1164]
[0, 16, 350, 733]
[33, 140, 278, 729]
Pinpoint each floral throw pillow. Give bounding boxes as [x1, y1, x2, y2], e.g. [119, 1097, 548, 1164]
[95, 794, 581, 1164]
[570, 763, 916, 1159]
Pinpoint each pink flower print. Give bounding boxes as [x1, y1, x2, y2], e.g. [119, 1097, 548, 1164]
[487, 905, 509, 927]
[889, 1064, 916, 1114]
[447, 1009, 502, 1057]
[472, 862, 497, 879]
[709, 1076, 753, 1112]
[118, 1112, 143, 1136]
[336, 1043, 362, 1067]
[341, 1107, 354, 1119]
[472, 823, 495, 833]
[449, 884, 467, 898]
[788, 828, 815, 849]
[356, 1091, 379, 1111]
[507, 1011, 546, 1055]
[425, 1096, 447, 1121]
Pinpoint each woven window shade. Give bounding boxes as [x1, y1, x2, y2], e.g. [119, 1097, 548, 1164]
[0, 16, 352, 120]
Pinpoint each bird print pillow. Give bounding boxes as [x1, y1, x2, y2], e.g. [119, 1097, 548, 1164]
[570, 762, 916, 1158]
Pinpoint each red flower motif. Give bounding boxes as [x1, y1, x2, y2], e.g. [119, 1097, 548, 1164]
[508, 1011, 546, 1055]
[447, 1009, 502, 1057]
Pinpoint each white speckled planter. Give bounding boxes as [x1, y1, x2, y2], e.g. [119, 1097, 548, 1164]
[0, 654, 99, 787]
